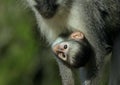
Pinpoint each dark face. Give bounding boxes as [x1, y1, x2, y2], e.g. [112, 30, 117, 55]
[52, 31, 94, 68]
[35, 0, 58, 18]
[34, 0, 72, 19]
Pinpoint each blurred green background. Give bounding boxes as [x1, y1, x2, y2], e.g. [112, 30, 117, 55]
[0, 0, 61, 85]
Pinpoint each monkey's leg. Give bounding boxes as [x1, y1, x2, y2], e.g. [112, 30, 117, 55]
[109, 33, 120, 85]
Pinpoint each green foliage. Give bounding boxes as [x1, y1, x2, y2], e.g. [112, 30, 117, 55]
[0, 0, 38, 85]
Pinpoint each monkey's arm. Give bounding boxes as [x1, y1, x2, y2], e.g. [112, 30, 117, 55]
[56, 57, 84, 85]
[56, 58, 75, 85]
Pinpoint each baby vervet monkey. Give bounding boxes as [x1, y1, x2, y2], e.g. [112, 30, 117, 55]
[51, 31, 94, 68]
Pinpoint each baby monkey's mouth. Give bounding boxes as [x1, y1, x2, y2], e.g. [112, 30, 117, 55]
[57, 52, 67, 61]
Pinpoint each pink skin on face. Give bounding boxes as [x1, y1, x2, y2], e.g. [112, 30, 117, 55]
[53, 42, 69, 61]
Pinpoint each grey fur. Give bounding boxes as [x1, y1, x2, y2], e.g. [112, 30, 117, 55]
[26, 0, 120, 85]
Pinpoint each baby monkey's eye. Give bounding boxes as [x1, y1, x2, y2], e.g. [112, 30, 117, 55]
[64, 45, 67, 49]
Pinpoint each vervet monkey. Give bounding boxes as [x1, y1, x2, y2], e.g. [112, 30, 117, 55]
[26, 0, 120, 85]
[52, 31, 94, 68]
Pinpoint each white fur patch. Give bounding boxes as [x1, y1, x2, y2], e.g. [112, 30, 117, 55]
[26, 0, 37, 7]
[69, 41, 80, 64]
[52, 37, 64, 48]
[67, 1, 88, 35]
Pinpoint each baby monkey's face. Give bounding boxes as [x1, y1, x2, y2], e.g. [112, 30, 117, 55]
[52, 31, 94, 68]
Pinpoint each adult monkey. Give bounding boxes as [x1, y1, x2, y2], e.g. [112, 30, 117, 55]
[26, 0, 120, 85]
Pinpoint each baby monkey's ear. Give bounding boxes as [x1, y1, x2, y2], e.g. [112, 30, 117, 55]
[70, 31, 84, 41]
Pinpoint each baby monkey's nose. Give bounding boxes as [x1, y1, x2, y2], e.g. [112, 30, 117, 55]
[52, 43, 68, 61]
[53, 44, 65, 54]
